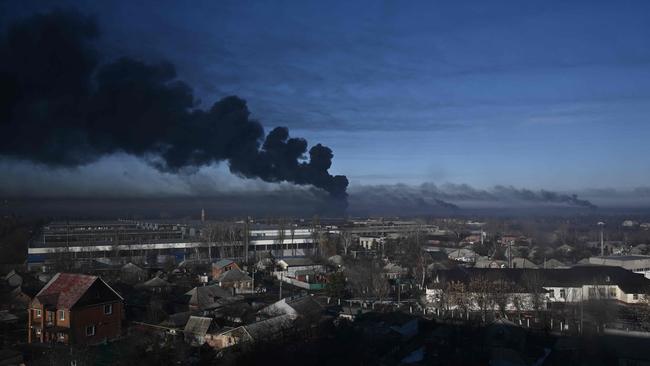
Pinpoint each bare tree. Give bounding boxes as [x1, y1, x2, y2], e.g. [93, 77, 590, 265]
[492, 277, 512, 318]
[276, 219, 287, 258]
[345, 260, 390, 305]
[446, 280, 470, 315]
[340, 231, 353, 256]
[469, 274, 494, 323]
[522, 271, 546, 317]
[290, 226, 296, 257]
[311, 215, 321, 257]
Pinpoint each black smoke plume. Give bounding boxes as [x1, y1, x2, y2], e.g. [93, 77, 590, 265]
[0, 11, 348, 198]
[349, 183, 597, 213]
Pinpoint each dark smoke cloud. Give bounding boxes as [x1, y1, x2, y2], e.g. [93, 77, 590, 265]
[349, 183, 597, 214]
[347, 183, 460, 216]
[0, 11, 348, 198]
[417, 183, 596, 209]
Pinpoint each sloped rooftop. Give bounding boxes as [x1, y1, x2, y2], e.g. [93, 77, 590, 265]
[34, 273, 98, 309]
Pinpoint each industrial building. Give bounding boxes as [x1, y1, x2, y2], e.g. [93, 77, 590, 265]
[27, 220, 321, 271]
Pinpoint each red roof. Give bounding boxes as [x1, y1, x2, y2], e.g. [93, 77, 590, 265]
[34, 273, 98, 309]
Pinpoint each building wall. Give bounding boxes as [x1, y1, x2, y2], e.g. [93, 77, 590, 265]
[211, 262, 240, 280]
[28, 224, 321, 268]
[220, 279, 252, 289]
[70, 301, 123, 345]
[424, 288, 545, 311]
[28, 303, 72, 344]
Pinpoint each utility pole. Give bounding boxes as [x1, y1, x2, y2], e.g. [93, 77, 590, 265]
[251, 268, 255, 295]
[580, 286, 584, 334]
[508, 240, 513, 268]
[279, 272, 283, 300]
[397, 279, 401, 305]
[244, 217, 250, 263]
[598, 221, 605, 256]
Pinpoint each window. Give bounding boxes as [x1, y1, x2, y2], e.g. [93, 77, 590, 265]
[633, 293, 639, 300]
[560, 289, 566, 299]
[548, 290, 555, 298]
[35, 309, 41, 318]
[104, 304, 113, 315]
[59, 310, 65, 321]
[86, 325, 95, 336]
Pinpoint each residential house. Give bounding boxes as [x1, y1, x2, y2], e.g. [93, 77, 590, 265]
[383, 262, 408, 280]
[135, 276, 172, 293]
[541, 259, 568, 269]
[359, 236, 385, 250]
[211, 314, 295, 349]
[3, 271, 22, 288]
[0, 282, 32, 311]
[425, 266, 650, 312]
[447, 248, 477, 263]
[120, 263, 148, 284]
[28, 273, 124, 345]
[211, 259, 240, 281]
[499, 235, 531, 246]
[183, 316, 218, 346]
[460, 234, 483, 245]
[216, 269, 252, 290]
[276, 258, 326, 278]
[510, 257, 538, 269]
[474, 258, 507, 269]
[184, 284, 234, 311]
[258, 295, 323, 320]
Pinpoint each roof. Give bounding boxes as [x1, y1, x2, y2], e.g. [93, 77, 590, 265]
[159, 311, 191, 328]
[592, 255, 650, 261]
[259, 295, 323, 318]
[121, 262, 145, 272]
[244, 314, 295, 341]
[217, 269, 252, 283]
[212, 259, 235, 269]
[183, 316, 213, 337]
[384, 262, 406, 272]
[474, 259, 507, 268]
[185, 284, 233, 309]
[34, 273, 107, 309]
[293, 269, 316, 276]
[448, 248, 477, 258]
[511, 257, 538, 269]
[542, 259, 567, 269]
[3, 270, 19, 281]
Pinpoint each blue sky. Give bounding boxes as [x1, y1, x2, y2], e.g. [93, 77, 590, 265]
[3, 0, 650, 193]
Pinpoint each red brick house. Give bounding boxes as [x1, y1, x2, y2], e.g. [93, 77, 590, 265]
[28, 273, 124, 345]
[211, 259, 240, 281]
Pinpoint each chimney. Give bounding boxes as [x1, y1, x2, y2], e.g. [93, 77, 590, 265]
[201, 208, 205, 223]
